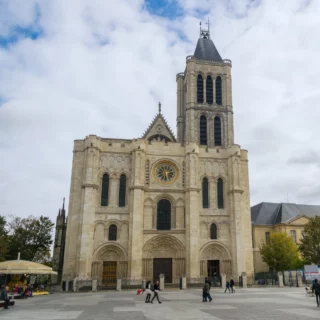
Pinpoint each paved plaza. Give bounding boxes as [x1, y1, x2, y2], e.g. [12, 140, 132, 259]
[1, 287, 320, 319]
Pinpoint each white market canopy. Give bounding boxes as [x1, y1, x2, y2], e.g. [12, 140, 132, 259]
[0, 259, 57, 275]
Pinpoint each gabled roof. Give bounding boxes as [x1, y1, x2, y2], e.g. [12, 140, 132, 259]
[251, 202, 320, 225]
[142, 112, 176, 142]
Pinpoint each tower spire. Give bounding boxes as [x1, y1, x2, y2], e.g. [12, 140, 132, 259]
[62, 197, 65, 210]
[158, 102, 161, 114]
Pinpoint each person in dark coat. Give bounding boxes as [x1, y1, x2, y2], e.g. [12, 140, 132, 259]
[1, 285, 10, 309]
[151, 280, 162, 304]
[202, 277, 212, 302]
[230, 279, 235, 293]
[312, 279, 320, 307]
[224, 281, 231, 293]
[203, 281, 212, 302]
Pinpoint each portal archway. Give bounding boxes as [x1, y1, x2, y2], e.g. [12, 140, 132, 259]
[142, 235, 185, 284]
[200, 242, 232, 280]
[92, 244, 128, 288]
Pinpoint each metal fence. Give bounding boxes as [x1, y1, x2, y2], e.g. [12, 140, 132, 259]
[238, 272, 279, 287]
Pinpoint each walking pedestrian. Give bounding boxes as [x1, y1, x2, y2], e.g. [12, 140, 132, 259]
[203, 281, 212, 302]
[202, 277, 211, 302]
[224, 281, 231, 293]
[151, 280, 162, 304]
[312, 279, 320, 307]
[145, 280, 152, 303]
[1, 285, 10, 310]
[230, 279, 235, 293]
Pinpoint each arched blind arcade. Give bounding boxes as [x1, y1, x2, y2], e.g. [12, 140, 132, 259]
[217, 178, 224, 209]
[101, 174, 109, 206]
[215, 76, 222, 105]
[118, 174, 126, 207]
[206, 75, 213, 104]
[214, 116, 222, 146]
[210, 224, 217, 239]
[108, 224, 117, 241]
[202, 178, 209, 208]
[200, 115, 207, 145]
[157, 199, 171, 230]
[197, 74, 204, 103]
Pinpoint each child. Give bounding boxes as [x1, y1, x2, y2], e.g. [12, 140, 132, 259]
[224, 281, 231, 293]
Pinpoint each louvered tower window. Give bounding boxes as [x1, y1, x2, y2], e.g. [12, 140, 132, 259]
[206, 75, 213, 104]
[217, 178, 224, 209]
[101, 174, 109, 206]
[108, 224, 117, 241]
[118, 174, 126, 207]
[210, 223, 217, 239]
[215, 76, 222, 105]
[200, 115, 207, 145]
[157, 199, 171, 230]
[214, 116, 222, 146]
[197, 74, 204, 103]
[202, 178, 209, 208]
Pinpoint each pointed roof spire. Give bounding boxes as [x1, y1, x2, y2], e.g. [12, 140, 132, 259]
[62, 197, 65, 210]
[194, 18, 222, 61]
[158, 102, 161, 114]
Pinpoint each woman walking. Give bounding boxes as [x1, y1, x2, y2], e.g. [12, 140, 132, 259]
[145, 280, 152, 303]
[230, 279, 235, 293]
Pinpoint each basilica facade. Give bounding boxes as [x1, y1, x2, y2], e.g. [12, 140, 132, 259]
[61, 26, 254, 286]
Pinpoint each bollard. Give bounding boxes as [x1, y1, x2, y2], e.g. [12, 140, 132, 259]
[159, 274, 165, 290]
[241, 272, 247, 288]
[221, 273, 226, 290]
[116, 279, 122, 291]
[92, 280, 97, 292]
[182, 276, 187, 290]
[296, 271, 303, 287]
[277, 272, 284, 288]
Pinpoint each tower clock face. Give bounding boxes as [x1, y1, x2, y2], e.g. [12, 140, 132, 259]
[153, 160, 179, 185]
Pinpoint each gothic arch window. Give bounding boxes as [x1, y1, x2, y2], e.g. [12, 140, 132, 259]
[210, 223, 217, 239]
[108, 224, 117, 241]
[200, 115, 207, 145]
[157, 199, 171, 230]
[197, 74, 204, 103]
[101, 174, 109, 206]
[214, 116, 222, 146]
[217, 178, 224, 209]
[118, 174, 126, 207]
[215, 76, 222, 105]
[202, 178, 209, 208]
[206, 75, 213, 104]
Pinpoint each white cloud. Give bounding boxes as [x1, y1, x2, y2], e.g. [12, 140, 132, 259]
[1, 0, 320, 227]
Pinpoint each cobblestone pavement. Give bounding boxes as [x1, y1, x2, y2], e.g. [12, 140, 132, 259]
[1, 287, 319, 319]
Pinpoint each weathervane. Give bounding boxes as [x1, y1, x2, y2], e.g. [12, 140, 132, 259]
[200, 17, 210, 39]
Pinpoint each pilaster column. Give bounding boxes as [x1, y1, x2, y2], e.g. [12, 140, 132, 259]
[185, 151, 200, 282]
[128, 148, 145, 284]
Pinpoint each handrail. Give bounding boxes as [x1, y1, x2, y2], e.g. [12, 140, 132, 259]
[186, 55, 232, 66]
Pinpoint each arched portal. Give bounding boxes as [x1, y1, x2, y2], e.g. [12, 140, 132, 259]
[91, 244, 128, 289]
[200, 242, 232, 281]
[142, 235, 185, 284]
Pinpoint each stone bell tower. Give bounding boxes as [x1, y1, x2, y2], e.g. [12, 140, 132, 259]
[176, 22, 234, 148]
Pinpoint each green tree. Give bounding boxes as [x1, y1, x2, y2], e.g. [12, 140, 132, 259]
[260, 232, 300, 272]
[7, 215, 54, 262]
[0, 215, 8, 261]
[299, 216, 320, 265]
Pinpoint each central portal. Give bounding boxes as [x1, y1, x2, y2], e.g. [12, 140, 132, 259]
[153, 258, 172, 283]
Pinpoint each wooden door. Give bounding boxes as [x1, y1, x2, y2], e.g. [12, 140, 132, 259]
[102, 261, 117, 289]
[153, 258, 172, 283]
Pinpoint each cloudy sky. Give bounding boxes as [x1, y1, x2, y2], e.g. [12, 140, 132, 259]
[1, 0, 320, 224]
